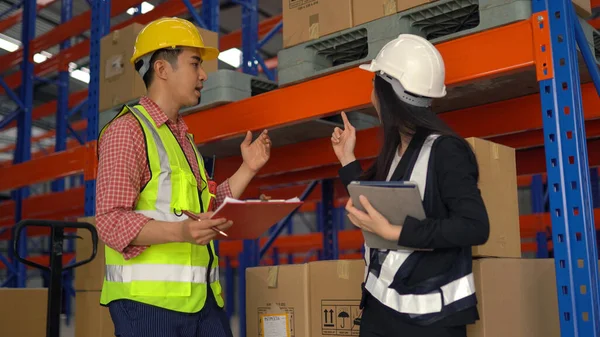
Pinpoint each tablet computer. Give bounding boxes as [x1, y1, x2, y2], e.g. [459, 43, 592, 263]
[347, 180, 427, 250]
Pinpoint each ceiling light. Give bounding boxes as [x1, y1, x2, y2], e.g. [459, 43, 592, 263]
[33, 51, 52, 63]
[0, 36, 19, 52]
[218, 48, 242, 68]
[127, 1, 154, 15]
[70, 67, 90, 84]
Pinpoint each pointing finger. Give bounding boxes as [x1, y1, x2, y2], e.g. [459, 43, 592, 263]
[341, 111, 353, 129]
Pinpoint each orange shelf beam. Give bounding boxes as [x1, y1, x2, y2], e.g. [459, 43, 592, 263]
[239, 138, 600, 188]
[0, 187, 85, 228]
[184, 19, 536, 145]
[213, 82, 600, 183]
[0, 0, 58, 34]
[0, 145, 86, 191]
[1, 136, 597, 223]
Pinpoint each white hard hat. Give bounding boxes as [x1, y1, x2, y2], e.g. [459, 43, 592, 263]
[359, 34, 446, 106]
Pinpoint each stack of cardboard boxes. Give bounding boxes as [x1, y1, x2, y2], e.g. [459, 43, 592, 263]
[282, 0, 592, 48]
[245, 138, 562, 337]
[282, 0, 435, 48]
[0, 288, 47, 336]
[74, 217, 114, 337]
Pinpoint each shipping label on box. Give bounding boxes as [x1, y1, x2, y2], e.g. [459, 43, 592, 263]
[260, 312, 292, 337]
[257, 302, 298, 337]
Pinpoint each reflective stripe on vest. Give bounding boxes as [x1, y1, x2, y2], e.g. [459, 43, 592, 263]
[129, 106, 173, 214]
[127, 106, 214, 216]
[105, 265, 219, 284]
[364, 134, 476, 315]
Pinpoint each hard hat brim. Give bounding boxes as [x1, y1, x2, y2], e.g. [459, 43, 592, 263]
[199, 46, 220, 61]
[359, 62, 378, 73]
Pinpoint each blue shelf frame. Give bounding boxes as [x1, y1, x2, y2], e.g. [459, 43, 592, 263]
[0, 0, 37, 290]
[533, 0, 600, 335]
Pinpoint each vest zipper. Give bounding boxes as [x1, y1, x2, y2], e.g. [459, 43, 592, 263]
[166, 124, 215, 290]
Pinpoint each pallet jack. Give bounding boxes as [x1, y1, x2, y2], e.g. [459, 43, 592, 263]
[14, 219, 98, 337]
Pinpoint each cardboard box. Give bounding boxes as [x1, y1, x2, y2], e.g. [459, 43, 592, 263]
[0, 289, 47, 337]
[247, 259, 562, 337]
[246, 260, 364, 337]
[282, 0, 353, 48]
[75, 291, 115, 337]
[308, 260, 363, 337]
[352, 0, 432, 26]
[467, 138, 521, 258]
[468, 258, 560, 337]
[246, 263, 310, 337]
[75, 217, 106, 291]
[572, 0, 592, 18]
[99, 23, 218, 112]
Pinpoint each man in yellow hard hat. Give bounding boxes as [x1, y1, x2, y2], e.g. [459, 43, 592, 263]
[95, 17, 271, 337]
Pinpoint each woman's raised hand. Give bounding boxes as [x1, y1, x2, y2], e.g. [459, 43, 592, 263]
[331, 111, 357, 166]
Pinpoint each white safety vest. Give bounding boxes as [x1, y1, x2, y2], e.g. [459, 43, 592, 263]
[363, 133, 476, 316]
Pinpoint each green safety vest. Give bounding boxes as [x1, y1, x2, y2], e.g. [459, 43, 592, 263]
[98, 104, 224, 313]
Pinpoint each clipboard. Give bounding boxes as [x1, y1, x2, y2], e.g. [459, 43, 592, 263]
[347, 180, 428, 250]
[209, 196, 304, 240]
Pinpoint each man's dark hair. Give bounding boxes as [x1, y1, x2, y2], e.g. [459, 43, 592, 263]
[134, 47, 184, 88]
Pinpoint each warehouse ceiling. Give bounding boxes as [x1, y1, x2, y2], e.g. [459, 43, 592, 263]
[0, 0, 283, 161]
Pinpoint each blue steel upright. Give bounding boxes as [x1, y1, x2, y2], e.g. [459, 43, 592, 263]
[321, 179, 338, 260]
[9, 0, 37, 288]
[86, 0, 112, 216]
[241, 0, 259, 75]
[532, 0, 600, 335]
[201, 0, 220, 32]
[52, 0, 73, 193]
[56, 0, 75, 323]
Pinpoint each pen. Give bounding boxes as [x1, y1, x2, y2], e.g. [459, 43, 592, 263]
[181, 210, 229, 237]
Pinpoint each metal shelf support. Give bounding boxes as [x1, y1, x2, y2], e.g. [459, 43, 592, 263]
[52, 0, 73, 193]
[532, 0, 600, 335]
[7, 0, 37, 289]
[241, 0, 258, 76]
[321, 179, 338, 260]
[86, 0, 111, 216]
[201, 0, 220, 32]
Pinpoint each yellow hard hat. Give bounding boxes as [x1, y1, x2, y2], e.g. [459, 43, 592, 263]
[130, 17, 219, 65]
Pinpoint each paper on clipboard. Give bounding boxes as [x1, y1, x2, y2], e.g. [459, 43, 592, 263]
[209, 196, 304, 241]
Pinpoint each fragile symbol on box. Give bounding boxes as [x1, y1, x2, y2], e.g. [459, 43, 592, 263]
[321, 300, 361, 336]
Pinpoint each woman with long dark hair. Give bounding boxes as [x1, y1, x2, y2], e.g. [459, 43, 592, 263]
[331, 34, 490, 337]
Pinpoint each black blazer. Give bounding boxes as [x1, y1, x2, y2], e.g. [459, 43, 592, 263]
[338, 133, 490, 327]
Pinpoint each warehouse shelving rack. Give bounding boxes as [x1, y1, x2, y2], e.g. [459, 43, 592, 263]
[0, 0, 599, 336]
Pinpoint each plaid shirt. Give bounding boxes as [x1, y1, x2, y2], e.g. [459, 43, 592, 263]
[95, 96, 233, 259]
